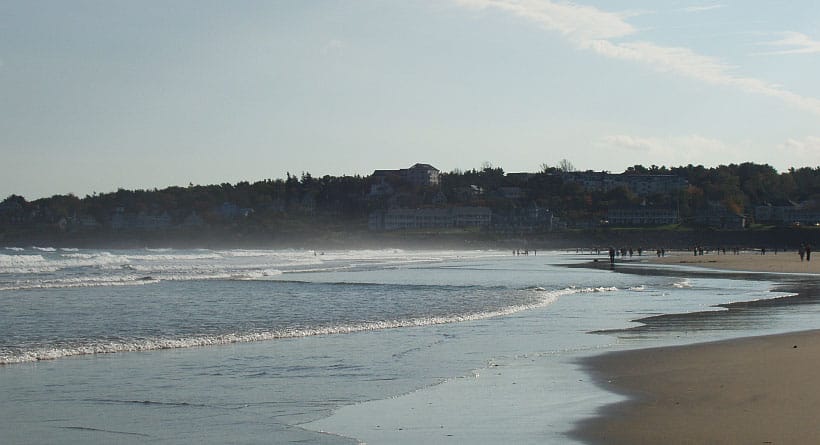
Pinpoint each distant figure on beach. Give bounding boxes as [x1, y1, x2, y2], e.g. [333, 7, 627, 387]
[807, 244, 812, 262]
[799, 244, 805, 261]
[609, 247, 615, 265]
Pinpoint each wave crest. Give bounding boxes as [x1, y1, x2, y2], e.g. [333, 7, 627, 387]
[0, 286, 613, 365]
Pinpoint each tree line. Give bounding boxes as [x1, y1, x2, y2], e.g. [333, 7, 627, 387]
[2, 162, 820, 235]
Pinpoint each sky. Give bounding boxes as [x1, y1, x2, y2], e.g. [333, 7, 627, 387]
[2, 1, 820, 199]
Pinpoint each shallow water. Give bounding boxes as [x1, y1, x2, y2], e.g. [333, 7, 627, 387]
[1, 248, 815, 444]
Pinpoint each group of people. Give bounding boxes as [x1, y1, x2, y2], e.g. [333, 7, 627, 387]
[587, 243, 815, 265]
[798, 243, 812, 262]
[607, 246, 655, 264]
[688, 244, 813, 262]
[513, 249, 535, 256]
[692, 246, 740, 255]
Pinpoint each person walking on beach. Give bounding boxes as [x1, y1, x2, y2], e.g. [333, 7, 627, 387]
[807, 244, 812, 262]
[799, 244, 805, 261]
[609, 247, 616, 265]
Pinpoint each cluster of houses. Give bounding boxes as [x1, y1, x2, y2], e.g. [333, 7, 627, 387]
[365, 164, 812, 232]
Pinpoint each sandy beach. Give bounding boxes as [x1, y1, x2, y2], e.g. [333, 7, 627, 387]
[574, 329, 820, 444]
[574, 253, 820, 444]
[651, 250, 819, 274]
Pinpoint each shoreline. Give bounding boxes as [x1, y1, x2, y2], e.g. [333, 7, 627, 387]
[572, 254, 820, 444]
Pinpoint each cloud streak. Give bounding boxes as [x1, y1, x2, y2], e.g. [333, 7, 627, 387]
[599, 134, 742, 165]
[757, 32, 820, 55]
[601, 134, 820, 168]
[454, 0, 820, 116]
[777, 137, 820, 166]
[677, 4, 725, 13]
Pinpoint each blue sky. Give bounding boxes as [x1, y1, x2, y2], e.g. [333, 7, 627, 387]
[2, 1, 820, 199]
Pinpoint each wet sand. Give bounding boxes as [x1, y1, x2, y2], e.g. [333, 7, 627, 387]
[573, 329, 820, 444]
[652, 250, 819, 274]
[573, 253, 820, 444]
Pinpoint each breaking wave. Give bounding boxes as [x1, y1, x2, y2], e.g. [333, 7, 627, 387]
[673, 279, 693, 288]
[0, 286, 615, 365]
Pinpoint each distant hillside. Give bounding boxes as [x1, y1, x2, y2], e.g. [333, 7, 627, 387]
[2, 162, 820, 248]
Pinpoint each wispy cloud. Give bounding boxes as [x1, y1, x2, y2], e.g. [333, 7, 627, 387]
[454, 0, 820, 116]
[455, 0, 636, 40]
[599, 134, 742, 165]
[757, 32, 820, 56]
[601, 134, 820, 168]
[677, 4, 725, 13]
[777, 137, 820, 166]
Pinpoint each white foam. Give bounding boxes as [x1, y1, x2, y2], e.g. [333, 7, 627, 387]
[0, 251, 133, 274]
[1, 247, 506, 280]
[124, 253, 224, 261]
[0, 286, 611, 365]
[0, 254, 54, 274]
[236, 269, 283, 279]
[216, 249, 300, 258]
[0, 276, 159, 291]
[673, 279, 693, 288]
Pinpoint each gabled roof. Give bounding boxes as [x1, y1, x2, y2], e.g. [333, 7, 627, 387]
[409, 163, 438, 171]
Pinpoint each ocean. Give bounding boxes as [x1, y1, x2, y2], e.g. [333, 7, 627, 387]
[2, 247, 817, 444]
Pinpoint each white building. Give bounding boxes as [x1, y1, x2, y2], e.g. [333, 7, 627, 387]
[606, 207, 679, 226]
[369, 207, 491, 230]
[562, 172, 687, 196]
[755, 203, 820, 226]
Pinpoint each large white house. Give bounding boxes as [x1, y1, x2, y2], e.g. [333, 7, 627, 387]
[606, 207, 679, 226]
[561, 172, 687, 196]
[372, 163, 440, 188]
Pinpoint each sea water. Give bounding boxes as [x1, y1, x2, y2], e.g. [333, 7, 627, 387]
[1, 247, 817, 444]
